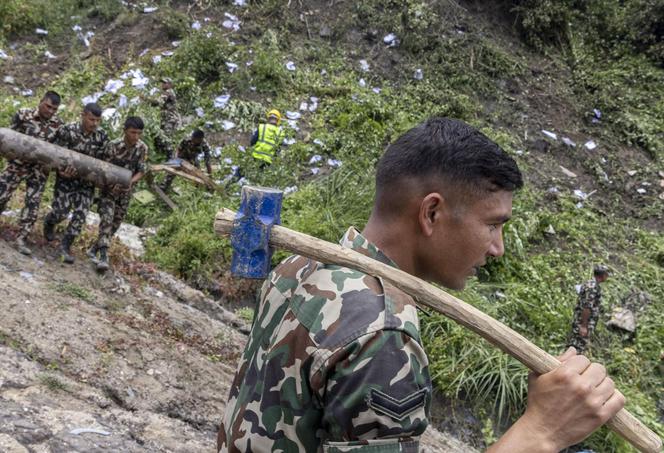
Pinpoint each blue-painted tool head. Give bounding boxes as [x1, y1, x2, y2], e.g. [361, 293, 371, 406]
[230, 185, 283, 278]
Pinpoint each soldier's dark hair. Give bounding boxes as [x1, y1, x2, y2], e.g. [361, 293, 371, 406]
[375, 117, 523, 208]
[83, 102, 102, 117]
[42, 90, 61, 105]
[124, 116, 145, 130]
[192, 129, 205, 139]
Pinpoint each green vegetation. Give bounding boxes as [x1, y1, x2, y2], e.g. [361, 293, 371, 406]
[54, 282, 95, 303]
[1, 1, 662, 451]
[38, 373, 69, 392]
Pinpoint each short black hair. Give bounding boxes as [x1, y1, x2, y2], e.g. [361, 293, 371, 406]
[42, 90, 61, 105]
[83, 102, 102, 117]
[192, 129, 205, 139]
[124, 116, 145, 130]
[376, 117, 523, 198]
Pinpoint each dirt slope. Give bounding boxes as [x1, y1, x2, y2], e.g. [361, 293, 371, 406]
[0, 234, 477, 452]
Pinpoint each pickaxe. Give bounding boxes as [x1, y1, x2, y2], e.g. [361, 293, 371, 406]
[214, 185, 662, 453]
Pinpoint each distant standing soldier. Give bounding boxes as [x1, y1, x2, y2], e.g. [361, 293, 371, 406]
[250, 109, 284, 166]
[88, 116, 148, 271]
[0, 91, 63, 255]
[159, 129, 212, 192]
[43, 103, 108, 264]
[151, 77, 181, 159]
[568, 265, 610, 353]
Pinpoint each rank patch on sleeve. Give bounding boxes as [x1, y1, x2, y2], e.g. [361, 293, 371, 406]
[366, 388, 428, 421]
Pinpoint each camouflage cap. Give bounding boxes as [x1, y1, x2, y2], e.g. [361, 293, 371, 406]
[161, 77, 173, 84]
[593, 264, 610, 276]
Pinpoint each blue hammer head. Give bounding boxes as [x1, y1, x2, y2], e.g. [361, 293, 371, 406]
[230, 185, 283, 278]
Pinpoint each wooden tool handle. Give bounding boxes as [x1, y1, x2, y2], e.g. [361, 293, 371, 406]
[215, 208, 662, 453]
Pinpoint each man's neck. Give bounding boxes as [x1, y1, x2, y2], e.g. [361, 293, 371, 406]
[362, 215, 416, 275]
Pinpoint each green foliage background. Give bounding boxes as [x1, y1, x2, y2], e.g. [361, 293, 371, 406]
[0, 1, 662, 451]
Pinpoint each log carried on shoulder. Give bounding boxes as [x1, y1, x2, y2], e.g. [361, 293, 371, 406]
[214, 185, 662, 453]
[0, 127, 131, 188]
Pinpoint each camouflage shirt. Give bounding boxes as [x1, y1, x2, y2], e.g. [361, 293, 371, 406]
[11, 107, 63, 142]
[219, 228, 431, 453]
[102, 138, 148, 175]
[177, 137, 211, 169]
[54, 122, 109, 189]
[573, 279, 602, 331]
[160, 88, 181, 129]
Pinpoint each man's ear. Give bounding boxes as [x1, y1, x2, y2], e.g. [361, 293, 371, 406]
[418, 193, 444, 237]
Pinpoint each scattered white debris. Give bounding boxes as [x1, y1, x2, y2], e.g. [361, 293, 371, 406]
[309, 155, 323, 165]
[44, 50, 57, 59]
[82, 92, 104, 105]
[161, 50, 174, 57]
[238, 145, 246, 153]
[233, 0, 248, 6]
[299, 101, 309, 111]
[562, 137, 576, 147]
[19, 271, 35, 282]
[320, 69, 328, 76]
[35, 28, 48, 35]
[573, 189, 595, 200]
[72, 25, 82, 32]
[222, 13, 241, 31]
[636, 188, 646, 194]
[584, 140, 597, 150]
[283, 138, 296, 145]
[20, 89, 33, 97]
[541, 130, 557, 140]
[3, 76, 15, 84]
[172, 40, 181, 47]
[311, 167, 320, 175]
[104, 79, 124, 94]
[627, 170, 638, 176]
[214, 94, 231, 108]
[284, 185, 298, 195]
[287, 120, 299, 131]
[226, 62, 238, 73]
[221, 120, 236, 130]
[641, 181, 651, 186]
[0, 49, 8, 60]
[192, 21, 202, 30]
[359, 59, 370, 72]
[118, 94, 128, 108]
[544, 224, 556, 236]
[70, 428, 111, 436]
[327, 158, 342, 167]
[383, 33, 398, 47]
[79, 31, 95, 47]
[313, 139, 324, 147]
[152, 55, 162, 64]
[358, 78, 367, 88]
[286, 111, 301, 120]
[130, 70, 149, 89]
[308, 96, 319, 112]
[223, 157, 233, 164]
[143, 6, 158, 13]
[285, 61, 296, 71]
[148, 87, 158, 96]
[195, 107, 205, 117]
[414, 68, 424, 80]
[559, 166, 577, 178]
[139, 48, 150, 57]
[102, 108, 117, 121]
[575, 202, 584, 209]
[372, 87, 381, 94]
[547, 187, 559, 194]
[246, 60, 253, 66]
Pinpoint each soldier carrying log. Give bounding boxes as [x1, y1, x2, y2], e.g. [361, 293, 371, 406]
[43, 102, 109, 264]
[0, 91, 63, 255]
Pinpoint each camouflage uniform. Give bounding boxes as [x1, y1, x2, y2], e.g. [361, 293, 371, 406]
[0, 108, 62, 238]
[94, 138, 148, 249]
[44, 122, 108, 239]
[153, 88, 181, 158]
[218, 227, 431, 453]
[568, 279, 602, 353]
[161, 137, 212, 192]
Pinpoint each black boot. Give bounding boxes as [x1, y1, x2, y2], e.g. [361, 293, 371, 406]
[43, 220, 56, 242]
[96, 247, 109, 272]
[59, 234, 75, 264]
[16, 236, 32, 256]
[86, 244, 99, 262]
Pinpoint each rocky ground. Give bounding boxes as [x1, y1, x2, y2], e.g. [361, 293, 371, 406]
[0, 231, 478, 452]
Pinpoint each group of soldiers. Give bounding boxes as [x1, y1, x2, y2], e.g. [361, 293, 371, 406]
[0, 92, 149, 271]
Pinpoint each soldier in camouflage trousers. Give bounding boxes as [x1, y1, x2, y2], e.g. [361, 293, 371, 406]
[0, 91, 63, 255]
[88, 116, 148, 271]
[43, 103, 108, 264]
[159, 129, 212, 192]
[219, 119, 625, 453]
[151, 77, 181, 159]
[568, 265, 610, 353]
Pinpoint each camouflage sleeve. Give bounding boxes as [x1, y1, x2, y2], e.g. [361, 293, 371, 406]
[203, 141, 211, 168]
[10, 112, 21, 130]
[314, 329, 430, 451]
[53, 125, 70, 148]
[136, 144, 148, 174]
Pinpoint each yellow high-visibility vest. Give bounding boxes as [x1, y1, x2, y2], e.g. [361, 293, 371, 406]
[252, 123, 283, 164]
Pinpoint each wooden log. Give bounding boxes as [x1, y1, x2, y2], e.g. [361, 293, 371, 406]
[214, 207, 662, 453]
[150, 164, 207, 186]
[0, 127, 132, 188]
[150, 184, 177, 210]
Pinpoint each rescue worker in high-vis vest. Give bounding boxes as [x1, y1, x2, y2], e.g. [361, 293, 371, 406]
[250, 109, 284, 165]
